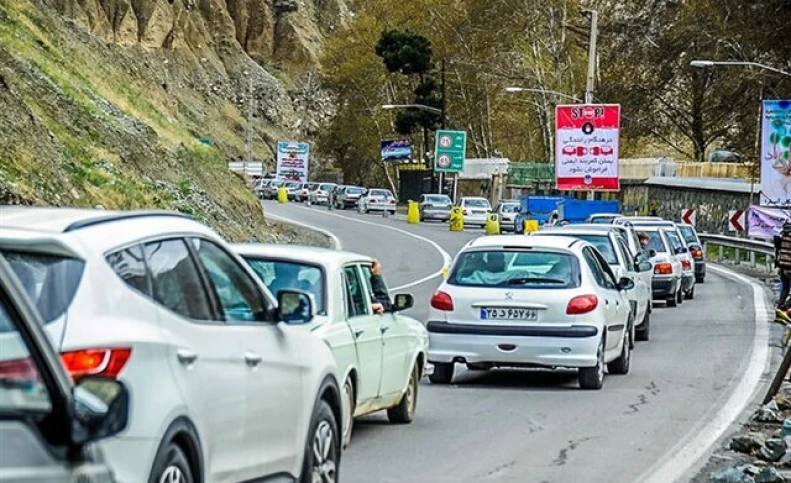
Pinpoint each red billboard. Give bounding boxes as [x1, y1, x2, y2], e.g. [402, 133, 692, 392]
[555, 104, 621, 191]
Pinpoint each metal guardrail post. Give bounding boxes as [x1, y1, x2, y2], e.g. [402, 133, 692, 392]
[718, 245, 724, 262]
[750, 251, 756, 268]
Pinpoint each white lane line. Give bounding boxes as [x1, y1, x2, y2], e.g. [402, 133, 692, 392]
[637, 264, 771, 483]
[264, 210, 343, 250]
[290, 205, 451, 292]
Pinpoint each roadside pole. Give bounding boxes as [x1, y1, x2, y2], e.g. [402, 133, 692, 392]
[439, 59, 447, 195]
[585, 10, 598, 202]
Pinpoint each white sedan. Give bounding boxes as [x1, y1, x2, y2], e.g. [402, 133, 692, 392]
[357, 188, 397, 214]
[456, 197, 492, 227]
[234, 244, 429, 446]
[427, 235, 634, 390]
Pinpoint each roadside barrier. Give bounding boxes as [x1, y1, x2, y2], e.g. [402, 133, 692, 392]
[523, 219, 539, 233]
[277, 187, 288, 204]
[407, 201, 420, 224]
[449, 207, 464, 232]
[485, 214, 500, 235]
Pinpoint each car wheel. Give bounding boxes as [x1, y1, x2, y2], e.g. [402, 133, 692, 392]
[341, 378, 354, 448]
[696, 275, 705, 284]
[387, 364, 419, 424]
[579, 336, 605, 390]
[685, 286, 695, 300]
[636, 309, 650, 342]
[676, 286, 684, 305]
[608, 317, 632, 375]
[299, 401, 339, 483]
[149, 443, 194, 483]
[429, 362, 454, 384]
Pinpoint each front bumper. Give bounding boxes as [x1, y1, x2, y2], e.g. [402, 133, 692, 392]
[499, 219, 516, 231]
[463, 215, 488, 226]
[427, 321, 600, 368]
[652, 276, 679, 299]
[422, 209, 450, 220]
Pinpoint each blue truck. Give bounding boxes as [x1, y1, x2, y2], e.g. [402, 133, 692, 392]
[557, 199, 620, 225]
[514, 196, 620, 232]
[514, 195, 570, 232]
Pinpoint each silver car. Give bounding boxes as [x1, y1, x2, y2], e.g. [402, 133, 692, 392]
[418, 194, 452, 221]
[495, 200, 521, 232]
[0, 255, 130, 481]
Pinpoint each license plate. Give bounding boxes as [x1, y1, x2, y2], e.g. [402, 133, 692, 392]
[480, 308, 538, 321]
[473, 210, 485, 215]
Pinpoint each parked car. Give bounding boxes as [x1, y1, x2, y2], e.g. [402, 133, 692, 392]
[426, 235, 634, 390]
[255, 179, 272, 199]
[585, 213, 623, 224]
[310, 183, 338, 205]
[641, 226, 685, 306]
[0, 207, 343, 483]
[358, 189, 397, 215]
[455, 197, 492, 227]
[335, 186, 367, 210]
[263, 179, 284, 200]
[284, 181, 301, 200]
[532, 227, 653, 341]
[233, 244, 429, 447]
[664, 228, 696, 299]
[676, 223, 706, 283]
[418, 194, 453, 222]
[0, 254, 130, 482]
[296, 182, 312, 202]
[494, 200, 521, 232]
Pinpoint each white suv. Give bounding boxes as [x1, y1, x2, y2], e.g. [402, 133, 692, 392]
[0, 207, 343, 483]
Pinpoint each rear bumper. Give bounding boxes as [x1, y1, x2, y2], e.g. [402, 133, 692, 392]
[652, 276, 679, 298]
[463, 215, 488, 226]
[422, 210, 450, 220]
[681, 273, 695, 291]
[499, 219, 516, 231]
[427, 321, 600, 368]
[367, 204, 396, 211]
[694, 261, 706, 278]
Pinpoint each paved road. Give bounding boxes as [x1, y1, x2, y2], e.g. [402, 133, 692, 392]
[264, 201, 766, 483]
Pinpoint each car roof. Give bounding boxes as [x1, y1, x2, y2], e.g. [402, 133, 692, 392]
[461, 196, 488, 200]
[589, 213, 622, 217]
[555, 223, 628, 232]
[532, 228, 616, 238]
[0, 207, 193, 234]
[464, 234, 586, 251]
[231, 243, 372, 268]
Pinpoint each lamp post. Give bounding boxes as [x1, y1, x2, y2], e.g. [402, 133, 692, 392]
[690, 60, 791, 78]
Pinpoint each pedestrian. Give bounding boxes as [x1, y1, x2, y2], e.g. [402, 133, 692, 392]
[774, 221, 791, 310]
[369, 259, 393, 314]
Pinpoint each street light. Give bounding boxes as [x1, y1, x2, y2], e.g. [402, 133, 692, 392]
[504, 87, 582, 102]
[381, 104, 444, 116]
[690, 60, 791, 78]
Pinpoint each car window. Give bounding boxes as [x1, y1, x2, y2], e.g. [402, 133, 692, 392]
[347, 187, 365, 194]
[320, 184, 335, 191]
[242, 257, 325, 315]
[500, 204, 519, 213]
[616, 237, 633, 266]
[370, 189, 391, 197]
[592, 249, 618, 288]
[107, 245, 150, 295]
[0, 295, 52, 412]
[562, 234, 618, 265]
[645, 231, 667, 253]
[464, 199, 489, 208]
[1, 250, 85, 324]
[582, 247, 615, 289]
[426, 195, 451, 203]
[359, 264, 388, 308]
[190, 239, 269, 323]
[665, 231, 684, 251]
[144, 239, 214, 321]
[343, 266, 370, 317]
[449, 250, 579, 289]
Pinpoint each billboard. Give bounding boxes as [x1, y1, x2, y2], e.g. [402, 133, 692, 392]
[555, 104, 621, 191]
[760, 100, 791, 206]
[276, 142, 309, 183]
[381, 139, 412, 161]
[747, 205, 791, 239]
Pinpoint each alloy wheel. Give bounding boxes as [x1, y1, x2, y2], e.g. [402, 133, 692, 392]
[406, 371, 416, 418]
[312, 420, 337, 483]
[342, 379, 354, 445]
[596, 338, 605, 382]
[159, 466, 185, 483]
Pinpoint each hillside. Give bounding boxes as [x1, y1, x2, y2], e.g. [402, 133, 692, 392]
[0, 0, 346, 242]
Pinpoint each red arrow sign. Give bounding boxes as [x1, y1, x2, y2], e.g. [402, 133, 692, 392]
[728, 210, 745, 232]
[681, 209, 696, 226]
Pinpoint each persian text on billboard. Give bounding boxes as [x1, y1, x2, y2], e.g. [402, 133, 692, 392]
[276, 142, 309, 183]
[555, 104, 621, 191]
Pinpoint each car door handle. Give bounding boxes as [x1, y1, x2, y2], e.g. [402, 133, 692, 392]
[354, 330, 364, 339]
[176, 349, 198, 365]
[244, 352, 263, 366]
[605, 299, 610, 305]
[381, 326, 390, 334]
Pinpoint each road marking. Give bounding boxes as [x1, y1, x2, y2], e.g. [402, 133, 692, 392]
[290, 205, 452, 292]
[264, 210, 343, 250]
[636, 264, 771, 483]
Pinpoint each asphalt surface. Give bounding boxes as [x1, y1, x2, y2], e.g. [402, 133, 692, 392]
[264, 201, 765, 483]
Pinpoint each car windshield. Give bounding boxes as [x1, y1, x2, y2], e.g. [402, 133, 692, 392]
[678, 225, 698, 244]
[591, 217, 615, 224]
[500, 204, 519, 213]
[0, 250, 85, 324]
[320, 184, 335, 191]
[242, 257, 325, 314]
[370, 189, 392, 197]
[645, 231, 667, 253]
[347, 187, 365, 194]
[464, 199, 489, 208]
[448, 250, 578, 289]
[665, 231, 684, 250]
[426, 195, 451, 203]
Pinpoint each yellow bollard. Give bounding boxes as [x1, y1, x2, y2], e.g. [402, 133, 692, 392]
[277, 186, 288, 204]
[485, 213, 500, 235]
[407, 200, 420, 224]
[524, 219, 539, 233]
[449, 206, 464, 232]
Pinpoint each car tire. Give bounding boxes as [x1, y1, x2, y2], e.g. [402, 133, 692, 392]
[579, 336, 605, 390]
[299, 400, 340, 483]
[341, 378, 355, 448]
[429, 362, 454, 384]
[685, 286, 695, 300]
[696, 275, 705, 284]
[676, 287, 684, 305]
[387, 364, 419, 424]
[608, 318, 632, 375]
[636, 309, 650, 342]
[149, 442, 194, 483]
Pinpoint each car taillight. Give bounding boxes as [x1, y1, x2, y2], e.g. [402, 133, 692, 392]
[389, 199, 395, 204]
[430, 291, 454, 311]
[0, 357, 38, 381]
[61, 348, 132, 380]
[691, 248, 703, 259]
[566, 295, 598, 315]
[370, 199, 377, 204]
[654, 263, 673, 275]
[681, 259, 692, 270]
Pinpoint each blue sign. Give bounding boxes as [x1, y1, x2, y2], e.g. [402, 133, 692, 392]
[381, 139, 412, 162]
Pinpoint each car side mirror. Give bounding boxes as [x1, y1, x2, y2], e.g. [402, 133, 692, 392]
[617, 277, 635, 291]
[71, 376, 130, 445]
[674, 246, 688, 255]
[276, 290, 314, 325]
[393, 293, 414, 312]
[636, 260, 652, 272]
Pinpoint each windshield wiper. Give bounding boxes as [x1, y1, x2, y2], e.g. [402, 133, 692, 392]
[506, 277, 566, 285]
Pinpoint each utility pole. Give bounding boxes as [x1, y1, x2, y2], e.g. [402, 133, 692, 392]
[246, 75, 254, 168]
[584, 10, 598, 201]
[439, 59, 447, 195]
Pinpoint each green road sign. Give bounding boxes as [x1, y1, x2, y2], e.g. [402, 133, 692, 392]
[434, 130, 466, 173]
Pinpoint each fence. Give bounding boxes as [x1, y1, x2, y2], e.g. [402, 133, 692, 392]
[699, 233, 774, 271]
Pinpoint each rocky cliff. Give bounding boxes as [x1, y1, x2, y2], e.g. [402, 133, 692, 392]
[0, 0, 346, 242]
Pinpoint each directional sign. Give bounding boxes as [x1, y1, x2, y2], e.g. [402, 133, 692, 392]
[681, 209, 696, 226]
[728, 209, 746, 232]
[434, 130, 466, 173]
[555, 104, 621, 191]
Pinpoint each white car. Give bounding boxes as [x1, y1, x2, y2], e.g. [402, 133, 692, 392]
[456, 197, 492, 227]
[357, 188, 397, 214]
[585, 213, 623, 224]
[427, 235, 634, 390]
[532, 227, 653, 342]
[233, 244, 429, 447]
[641, 226, 685, 306]
[310, 182, 337, 205]
[0, 207, 343, 483]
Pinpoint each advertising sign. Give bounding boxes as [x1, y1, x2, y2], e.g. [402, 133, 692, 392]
[760, 100, 791, 206]
[381, 139, 412, 162]
[747, 205, 791, 239]
[276, 142, 309, 182]
[434, 130, 467, 173]
[555, 104, 621, 191]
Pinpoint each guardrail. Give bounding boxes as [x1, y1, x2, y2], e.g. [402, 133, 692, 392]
[698, 233, 774, 270]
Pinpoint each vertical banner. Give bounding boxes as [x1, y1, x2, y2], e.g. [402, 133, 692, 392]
[760, 100, 791, 206]
[747, 205, 791, 239]
[555, 104, 621, 191]
[276, 142, 309, 182]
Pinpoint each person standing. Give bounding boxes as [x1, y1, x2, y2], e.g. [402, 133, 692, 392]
[774, 221, 791, 309]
